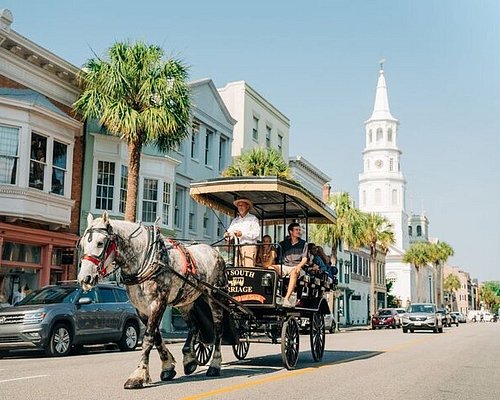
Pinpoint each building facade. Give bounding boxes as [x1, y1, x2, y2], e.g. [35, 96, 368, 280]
[218, 80, 290, 158]
[0, 9, 83, 302]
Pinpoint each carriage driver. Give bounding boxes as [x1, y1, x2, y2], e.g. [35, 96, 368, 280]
[269, 222, 308, 308]
[224, 197, 260, 267]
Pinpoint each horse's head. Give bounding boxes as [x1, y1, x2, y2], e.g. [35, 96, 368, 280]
[78, 211, 118, 291]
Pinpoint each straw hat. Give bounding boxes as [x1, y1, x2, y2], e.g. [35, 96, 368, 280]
[233, 197, 253, 207]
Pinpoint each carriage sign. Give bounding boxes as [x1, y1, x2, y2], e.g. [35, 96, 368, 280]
[226, 267, 275, 305]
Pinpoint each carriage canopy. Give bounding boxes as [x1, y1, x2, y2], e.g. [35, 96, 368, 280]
[189, 176, 336, 224]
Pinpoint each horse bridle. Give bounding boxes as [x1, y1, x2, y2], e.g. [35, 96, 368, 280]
[79, 225, 117, 277]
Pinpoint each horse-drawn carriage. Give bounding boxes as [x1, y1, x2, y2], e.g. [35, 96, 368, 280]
[77, 176, 337, 389]
[189, 176, 337, 369]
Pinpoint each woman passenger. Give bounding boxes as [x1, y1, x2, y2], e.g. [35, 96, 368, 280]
[256, 234, 277, 268]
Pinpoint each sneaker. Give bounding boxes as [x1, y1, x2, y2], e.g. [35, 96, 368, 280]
[283, 298, 293, 308]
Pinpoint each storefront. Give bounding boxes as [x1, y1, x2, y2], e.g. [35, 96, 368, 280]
[0, 222, 78, 304]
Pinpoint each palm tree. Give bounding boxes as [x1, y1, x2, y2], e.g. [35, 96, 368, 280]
[443, 274, 461, 311]
[73, 41, 191, 221]
[222, 148, 291, 179]
[428, 241, 454, 307]
[360, 212, 395, 319]
[310, 192, 364, 267]
[403, 241, 431, 303]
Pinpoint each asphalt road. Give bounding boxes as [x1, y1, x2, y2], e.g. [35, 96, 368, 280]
[1, 322, 499, 400]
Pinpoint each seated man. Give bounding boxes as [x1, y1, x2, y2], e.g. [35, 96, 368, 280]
[224, 197, 260, 267]
[269, 222, 308, 308]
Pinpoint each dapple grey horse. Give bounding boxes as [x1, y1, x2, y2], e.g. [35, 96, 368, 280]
[77, 212, 226, 389]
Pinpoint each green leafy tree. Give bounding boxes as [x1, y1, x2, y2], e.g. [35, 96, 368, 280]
[443, 274, 461, 311]
[482, 281, 500, 314]
[222, 148, 291, 179]
[310, 192, 364, 268]
[73, 41, 191, 221]
[403, 242, 432, 303]
[360, 212, 395, 319]
[428, 241, 454, 307]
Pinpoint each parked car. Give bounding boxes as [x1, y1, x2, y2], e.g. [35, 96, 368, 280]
[300, 312, 337, 333]
[450, 311, 466, 323]
[436, 308, 452, 327]
[371, 308, 400, 329]
[0, 282, 143, 357]
[401, 303, 443, 333]
[394, 308, 407, 319]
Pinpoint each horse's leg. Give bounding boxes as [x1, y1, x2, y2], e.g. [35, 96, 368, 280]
[206, 301, 224, 377]
[181, 309, 199, 376]
[124, 305, 166, 389]
[154, 328, 177, 381]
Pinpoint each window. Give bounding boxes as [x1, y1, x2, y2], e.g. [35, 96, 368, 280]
[278, 133, 283, 154]
[114, 289, 129, 303]
[218, 137, 227, 171]
[203, 207, 212, 236]
[205, 129, 213, 166]
[376, 128, 383, 141]
[142, 178, 158, 223]
[174, 186, 186, 229]
[375, 188, 381, 205]
[162, 182, 171, 226]
[367, 159, 370, 170]
[189, 199, 197, 231]
[369, 129, 373, 143]
[362, 190, 366, 206]
[252, 116, 259, 141]
[392, 189, 397, 205]
[29, 133, 47, 190]
[51, 141, 67, 195]
[120, 165, 128, 213]
[96, 161, 115, 210]
[99, 287, 116, 303]
[417, 225, 422, 237]
[388, 128, 393, 142]
[0, 124, 19, 184]
[191, 122, 199, 159]
[216, 213, 225, 237]
[408, 226, 413, 236]
[265, 126, 271, 148]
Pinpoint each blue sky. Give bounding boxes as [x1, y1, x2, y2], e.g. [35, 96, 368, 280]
[2, 1, 499, 281]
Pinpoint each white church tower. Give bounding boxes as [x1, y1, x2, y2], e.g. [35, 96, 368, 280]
[358, 63, 412, 305]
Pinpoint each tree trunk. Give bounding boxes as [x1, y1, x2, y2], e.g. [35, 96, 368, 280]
[433, 263, 438, 305]
[369, 246, 376, 322]
[439, 262, 444, 308]
[125, 139, 142, 222]
[414, 266, 420, 303]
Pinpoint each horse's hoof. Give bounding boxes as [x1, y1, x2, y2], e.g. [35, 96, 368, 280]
[124, 378, 144, 389]
[160, 368, 176, 381]
[184, 360, 198, 375]
[206, 366, 221, 377]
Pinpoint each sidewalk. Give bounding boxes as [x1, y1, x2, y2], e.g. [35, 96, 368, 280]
[338, 325, 371, 333]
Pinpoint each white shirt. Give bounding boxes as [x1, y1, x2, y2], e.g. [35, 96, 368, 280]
[227, 212, 260, 244]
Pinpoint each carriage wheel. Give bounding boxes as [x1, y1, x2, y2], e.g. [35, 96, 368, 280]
[309, 312, 325, 362]
[232, 332, 250, 360]
[194, 335, 214, 366]
[281, 316, 300, 370]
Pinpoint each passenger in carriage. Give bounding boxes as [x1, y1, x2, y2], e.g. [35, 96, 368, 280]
[269, 222, 308, 308]
[308, 244, 334, 277]
[224, 197, 260, 267]
[256, 234, 277, 267]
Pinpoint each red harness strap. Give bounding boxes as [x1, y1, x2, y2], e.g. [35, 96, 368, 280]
[167, 239, 197, 275]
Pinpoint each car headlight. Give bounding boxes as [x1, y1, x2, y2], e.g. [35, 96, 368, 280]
[23, 312, 46, 324]
[402, 316, 410, 321]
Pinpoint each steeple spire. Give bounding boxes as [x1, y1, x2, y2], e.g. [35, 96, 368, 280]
[368, 60, 396, 121]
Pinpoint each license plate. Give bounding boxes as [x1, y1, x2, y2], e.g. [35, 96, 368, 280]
[415, 321, 421, 326]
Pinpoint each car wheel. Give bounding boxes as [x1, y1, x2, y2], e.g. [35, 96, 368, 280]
[118, 322, 139, 351]
[46, 323, 72, 357]
[329, 321, 336, 334]
[409, 329, 414, 333]
[402, 327, 408, 333]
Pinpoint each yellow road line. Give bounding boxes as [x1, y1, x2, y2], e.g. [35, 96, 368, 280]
[181, 336, 437, 400]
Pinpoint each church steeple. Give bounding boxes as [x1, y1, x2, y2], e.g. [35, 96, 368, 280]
[368, 61, 397, 122]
